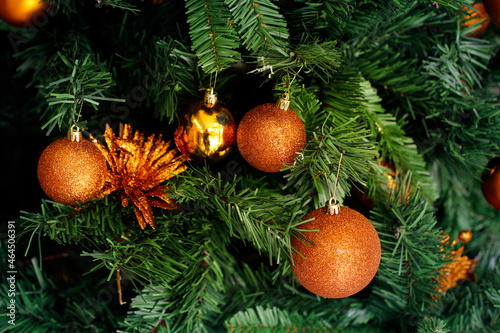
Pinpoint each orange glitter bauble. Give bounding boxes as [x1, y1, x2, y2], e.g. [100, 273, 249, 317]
[290, 206, 381, 298]
[237, 95, 306, 173]
[37, 128, 107, 206]
[462, 3, 491, 37]
[0, 0, 48, 27]
[481, 157, 500, 210]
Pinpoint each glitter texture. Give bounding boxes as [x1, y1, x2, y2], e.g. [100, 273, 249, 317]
[237, 103, 306, 173]
[37, 137, 107, 206]
[90, 124, 187, 229]
[290, 206, 381, 299]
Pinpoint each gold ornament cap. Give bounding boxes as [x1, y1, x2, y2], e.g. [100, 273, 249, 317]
[326, 197, 340, 215]
[204, 89, 218, 108]
[67, 125, 82, 142]
[276, 93, 291, 111]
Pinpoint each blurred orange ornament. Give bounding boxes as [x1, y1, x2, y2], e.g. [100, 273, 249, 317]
[436, 232, 477, 295]
[462, 3, 491, 37]
[0, 0, 48, 27]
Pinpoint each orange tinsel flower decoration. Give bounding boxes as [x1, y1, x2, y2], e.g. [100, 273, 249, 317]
[436, 230, 477, 295]
[90, 124, 187, 229]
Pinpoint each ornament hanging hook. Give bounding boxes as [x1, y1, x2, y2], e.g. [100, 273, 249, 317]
[204, 71, 218, 108]
[285, 65, 304, 95]
[67, 124, 82, 142]
[325, 152, 343, 215]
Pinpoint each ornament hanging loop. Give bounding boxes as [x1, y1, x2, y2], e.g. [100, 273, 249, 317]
[204, 72, 218, 108]
[67, 124, 82, 142]
[204, 88, 218, 108]
[327, 197, 340, 215]
[276, 93, 291, 111]
[325, 152, 343, 215]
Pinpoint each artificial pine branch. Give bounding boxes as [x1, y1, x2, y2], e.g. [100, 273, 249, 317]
[224, 305, 388, 332]
[226, 0, 289, 56]
[282, 76, 379, 208]
[170, 165, 305, 264]
[118, 221, 234, 332]
[360, 78, 438, 201]
[0, 243, 120, 332]
[416, 317, 450, 333]
[20, 197, 130, 247]
[250, 40, 342, 81]
[184, 0, 241, 73]
[95, 0, 141, 12]
[150, 38, 199, 122]
[37, 50, 123, 135]
[368, 183, 447, 326]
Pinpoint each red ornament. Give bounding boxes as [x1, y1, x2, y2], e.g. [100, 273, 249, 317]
[290, 205, 381, 298]
[481, 157, 500, 209]
[462, 3, 491, 37]
[484, 0, 500, 27]
[237, 94, 306, 172]
[0, 0, 48, 27]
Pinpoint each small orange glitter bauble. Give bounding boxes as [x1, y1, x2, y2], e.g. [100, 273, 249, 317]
[37, 128, 107, 206]
[290, 206, 381, 298]
[462, 3, 491, 37]
[481, 157, 500, 210]
[237, 95, 306, 173]
[0, 0, 48, 27]
[484, 0, 500, 27]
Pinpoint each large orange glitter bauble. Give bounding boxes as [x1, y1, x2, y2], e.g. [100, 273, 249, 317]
[484, 0, 500, 27]
[237, 96, 306, 173]
[290, 206, 381, 298]
[481, 157, 500, 210]
[0, 0, 47, 27]
[462, 3, 491, 37]
[37, 130, 107, 206]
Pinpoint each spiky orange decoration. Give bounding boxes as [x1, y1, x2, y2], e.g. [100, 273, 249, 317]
[90, 124, 187, 229]
[436, 230, 477, 295]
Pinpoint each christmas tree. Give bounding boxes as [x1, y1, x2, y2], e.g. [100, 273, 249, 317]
[1, 0, 500, 332]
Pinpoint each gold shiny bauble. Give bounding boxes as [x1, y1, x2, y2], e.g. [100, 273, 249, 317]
[0, 0, 47, 27]
[290, 206, 381, 298]
[481, 157, 500, 210]
[37, 128, 107, 206]
[237, 95, 306, 173]
[174, 90, 236, 163]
